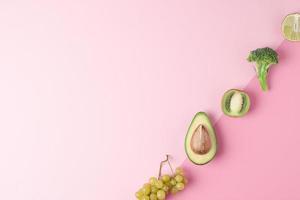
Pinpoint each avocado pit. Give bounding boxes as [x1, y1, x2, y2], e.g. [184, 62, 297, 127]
[190, 124, 211, 155]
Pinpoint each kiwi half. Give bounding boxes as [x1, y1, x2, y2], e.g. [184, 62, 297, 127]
[221, 89, 250, 117]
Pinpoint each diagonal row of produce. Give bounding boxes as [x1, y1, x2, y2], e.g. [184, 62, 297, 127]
[135, 12, 300, 200]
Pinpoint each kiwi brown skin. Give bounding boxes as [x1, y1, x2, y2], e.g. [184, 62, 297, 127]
[221, 89, 250, 118]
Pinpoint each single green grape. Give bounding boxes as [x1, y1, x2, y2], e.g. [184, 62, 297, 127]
[170, 178, 176, 186]
[154, 180, 164, 189]
[142, 184, 151, 195]
[149, 193, 157, 200]
[175, 167, 184, 175]
[156, 190, 166, 200]
[175, 182, 185, 191]
[164, 181, 171, 188]
[135, 190, 144, 198]
[151, 186, 158, 193]
[149, 177, 158, 185]
[161, 175, 170, 183]
[170, 187, 178, 194]
[140, 196, 150, 200]
[174, 175, 183, 183]
[162, 185, 169, 193]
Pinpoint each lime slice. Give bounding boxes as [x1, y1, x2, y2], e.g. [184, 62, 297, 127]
[282, 13, 300, 41]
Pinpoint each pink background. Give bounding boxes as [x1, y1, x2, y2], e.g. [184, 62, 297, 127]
[0, 1, 299, 200]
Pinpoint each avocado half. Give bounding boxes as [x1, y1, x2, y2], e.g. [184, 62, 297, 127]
[221, 89, 250, 117]
[185, 112, 217, 165]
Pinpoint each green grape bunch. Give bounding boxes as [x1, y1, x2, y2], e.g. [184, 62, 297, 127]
[135, 155, 188, 200]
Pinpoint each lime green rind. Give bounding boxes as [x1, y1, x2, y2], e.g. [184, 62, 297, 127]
[282, 13, 300, 42]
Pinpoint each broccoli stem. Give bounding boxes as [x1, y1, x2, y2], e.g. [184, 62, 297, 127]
[257, 63, 269, 91]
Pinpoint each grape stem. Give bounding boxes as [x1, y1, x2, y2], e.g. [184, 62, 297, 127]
[158, 155, 174, 178]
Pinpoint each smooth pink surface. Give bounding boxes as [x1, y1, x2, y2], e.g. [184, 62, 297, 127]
[0, 1, 299, 200]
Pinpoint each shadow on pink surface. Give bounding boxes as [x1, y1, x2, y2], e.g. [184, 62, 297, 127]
[171, 41, 300, 199]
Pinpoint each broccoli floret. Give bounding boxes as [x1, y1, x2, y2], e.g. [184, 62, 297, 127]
[247, 47, 278, 91]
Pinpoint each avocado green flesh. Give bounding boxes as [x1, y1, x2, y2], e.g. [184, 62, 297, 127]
[185, 112, 217, 165]
[222, 89, 250, 117]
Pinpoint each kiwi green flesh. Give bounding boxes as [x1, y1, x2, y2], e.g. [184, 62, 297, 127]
[222, 89, 250, 117]
[185, 112, 217, 165]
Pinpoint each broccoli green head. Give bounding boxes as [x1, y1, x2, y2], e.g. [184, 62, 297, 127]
[247, 47, 278, 91]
